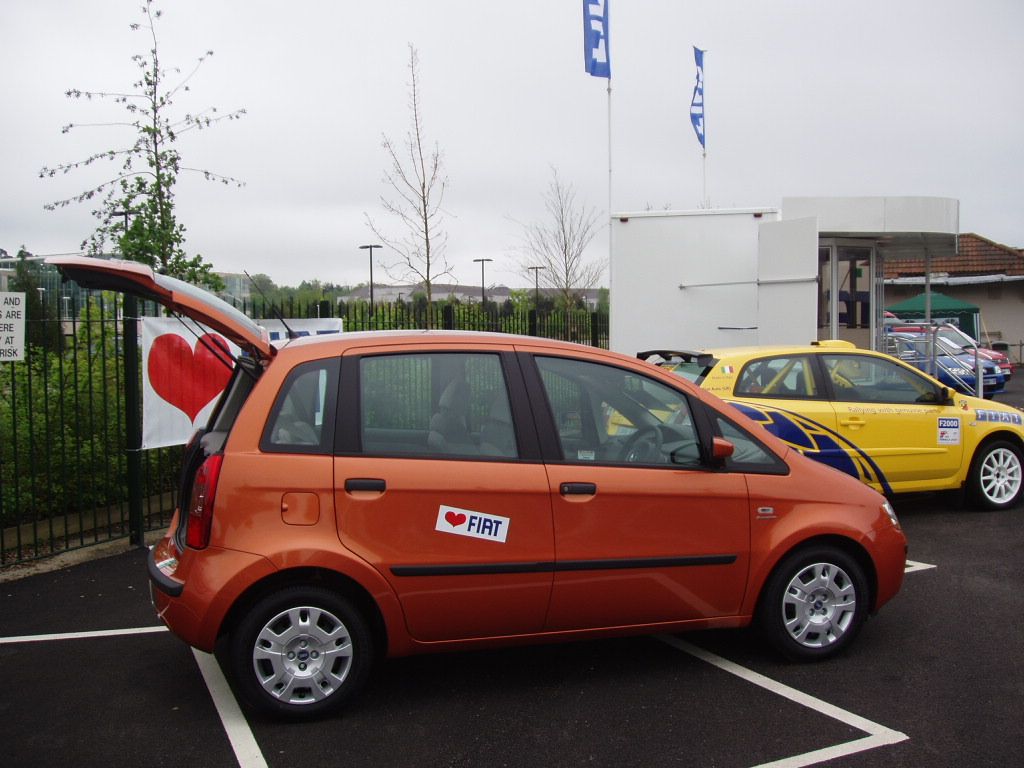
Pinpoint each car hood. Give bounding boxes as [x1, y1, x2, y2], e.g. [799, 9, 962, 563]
[47, 256, 274, 360]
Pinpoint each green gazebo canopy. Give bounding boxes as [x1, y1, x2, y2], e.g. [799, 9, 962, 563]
[886, 291, 980, 337]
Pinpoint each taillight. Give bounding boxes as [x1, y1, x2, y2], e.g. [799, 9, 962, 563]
[186, 454, 223, 549]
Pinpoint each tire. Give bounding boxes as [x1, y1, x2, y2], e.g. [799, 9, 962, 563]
[967, 440, 1024, 511]
[758, 546, 869, 661]
[229, 586, 374, 719]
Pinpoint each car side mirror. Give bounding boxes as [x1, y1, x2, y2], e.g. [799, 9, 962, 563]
[711, 436, 735, 464]
[940, 386, 955, 406]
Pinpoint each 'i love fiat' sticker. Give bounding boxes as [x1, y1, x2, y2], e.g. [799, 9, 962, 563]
[435, 505, 510, 543]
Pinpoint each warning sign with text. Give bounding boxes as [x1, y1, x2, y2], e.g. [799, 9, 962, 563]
[0, 292, 26, 362]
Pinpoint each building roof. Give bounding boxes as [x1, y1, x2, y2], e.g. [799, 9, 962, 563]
[884, 233, 1024, 278]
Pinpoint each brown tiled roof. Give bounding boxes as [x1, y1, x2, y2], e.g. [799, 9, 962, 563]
[884, 233, 1024, 277]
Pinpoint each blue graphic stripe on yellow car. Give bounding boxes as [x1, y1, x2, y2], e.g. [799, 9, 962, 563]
[728, 401, 894, 496]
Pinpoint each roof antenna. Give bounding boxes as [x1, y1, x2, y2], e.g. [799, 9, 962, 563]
[245, 270, 298, 340]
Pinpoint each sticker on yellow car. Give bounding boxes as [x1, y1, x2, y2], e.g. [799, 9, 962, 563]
[938, 417, 961, 445]
[976, 409, 1023, 425]
[728, 401, 893, 495]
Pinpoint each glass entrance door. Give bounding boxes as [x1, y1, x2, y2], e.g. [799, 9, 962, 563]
[817, 240, 882, 349]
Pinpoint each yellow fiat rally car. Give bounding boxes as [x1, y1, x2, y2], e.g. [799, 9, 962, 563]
[640, 341, 1024, 510]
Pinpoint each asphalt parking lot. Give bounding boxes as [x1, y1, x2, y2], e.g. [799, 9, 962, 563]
[2, 487, 1021, 768]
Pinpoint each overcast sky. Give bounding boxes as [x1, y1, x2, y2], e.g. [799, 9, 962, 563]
[2, 0, 1022, 290]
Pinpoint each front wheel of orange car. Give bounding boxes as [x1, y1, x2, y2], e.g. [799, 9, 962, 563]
[968, 440, 1023, 511]
[229, 586, 374, 719]
[758, 546, 869, 661]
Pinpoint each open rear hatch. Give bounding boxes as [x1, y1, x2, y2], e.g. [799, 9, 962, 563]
[47, 256, 275, 360]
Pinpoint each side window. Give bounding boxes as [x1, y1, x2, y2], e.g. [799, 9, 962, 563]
[359, 352, 517, 459]
[536, 356, 701, 467]
[823, 353, 936, 404]
[261, 358, 339, 454]
[714, 414, 787, 474]
[736, 356, 816, 398]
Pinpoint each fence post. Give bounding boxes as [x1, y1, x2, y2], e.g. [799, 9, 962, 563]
[442, 304, 455, 330]
[590, 311, 600, 348]
[123, 294, 144, 546]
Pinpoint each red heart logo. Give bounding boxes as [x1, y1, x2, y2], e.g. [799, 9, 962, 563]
[148, 333, 233, 423]
[444, 511, 467, 527]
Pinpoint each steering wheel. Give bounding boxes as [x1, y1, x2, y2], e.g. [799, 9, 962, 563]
[621, 426, 663, 464]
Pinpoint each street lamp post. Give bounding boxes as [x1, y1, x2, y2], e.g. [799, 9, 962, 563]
[527, 265, 546, 308]
[112, 209, 137, 247]
[359, 244, 383, 317]
[473, 258, 493, 306]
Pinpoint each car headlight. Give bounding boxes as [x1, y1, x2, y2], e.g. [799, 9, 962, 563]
[882, 500, 900, 529]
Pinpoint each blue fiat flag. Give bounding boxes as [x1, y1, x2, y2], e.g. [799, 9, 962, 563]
[583, 0, 611, 78]
[690, 47, 705, 148]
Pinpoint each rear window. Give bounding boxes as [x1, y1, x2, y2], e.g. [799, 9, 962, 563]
[260, 358, 340, 454]
[663, 360, 715, 384]
[636, 351, 717, 385]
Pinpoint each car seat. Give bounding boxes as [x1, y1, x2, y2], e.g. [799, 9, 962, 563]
[480, 392, 516, 457]
[427, 378, 473, 453]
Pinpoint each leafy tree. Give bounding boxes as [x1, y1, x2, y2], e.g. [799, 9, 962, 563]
[248, 273, 277, 296]
[366, 44, 451, 317]
[515, 167, 605, 309]
[39, 0, 244, 290]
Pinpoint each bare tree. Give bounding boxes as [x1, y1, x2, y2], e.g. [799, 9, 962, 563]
[516, 168, 604, 308]
[366, 44, 450, 315]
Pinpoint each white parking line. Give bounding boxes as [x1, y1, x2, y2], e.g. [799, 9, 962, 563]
[905, 560, 937, 573]
[192, 650, 268, 768]
[5, 625, 908, 767]
[0, 625, 168, 644]
[0, 626, 267, 768]
[658, 635, 908, 768]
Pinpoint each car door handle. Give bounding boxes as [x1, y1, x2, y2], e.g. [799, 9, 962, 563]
[344, 478, 386, 492]
[560, 482, 597, 496]
[839, 417, 866, 428]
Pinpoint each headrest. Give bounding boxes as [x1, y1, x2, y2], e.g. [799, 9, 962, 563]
[439, 378, 468, 409]
[488, 393, 512, 424]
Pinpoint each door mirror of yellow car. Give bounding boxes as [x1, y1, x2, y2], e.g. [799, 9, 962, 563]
[939, 386, 955, 406]
[915, 386, 955, 406]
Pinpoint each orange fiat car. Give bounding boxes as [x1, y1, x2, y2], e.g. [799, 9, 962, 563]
[52, 257, 907, 719]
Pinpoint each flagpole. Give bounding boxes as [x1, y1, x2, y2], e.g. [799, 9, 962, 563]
[582, 0, 614, 294]
[690, 47, 708, 209]
[607, 76, 613, 291]
[701, 50, 708, 209]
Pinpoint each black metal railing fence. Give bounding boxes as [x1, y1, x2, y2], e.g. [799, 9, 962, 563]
[1, 292, 181, 565]
[1, 293, 608, 567]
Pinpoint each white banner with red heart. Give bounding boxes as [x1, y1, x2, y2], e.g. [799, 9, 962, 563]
[142, 318, 240, 449]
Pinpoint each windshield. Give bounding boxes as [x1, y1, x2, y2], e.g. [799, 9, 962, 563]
[938, 326, 977, 350]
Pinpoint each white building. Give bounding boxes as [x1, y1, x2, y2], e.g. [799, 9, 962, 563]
[609, 196, 959, 355]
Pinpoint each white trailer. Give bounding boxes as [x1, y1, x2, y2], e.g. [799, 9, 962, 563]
[608, 208, 819, 355]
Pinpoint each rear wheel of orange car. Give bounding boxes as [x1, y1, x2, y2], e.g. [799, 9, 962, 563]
[758, 546, 869, 661]
[229, 586, 374, 719]
[968, 439, 1023, 511]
